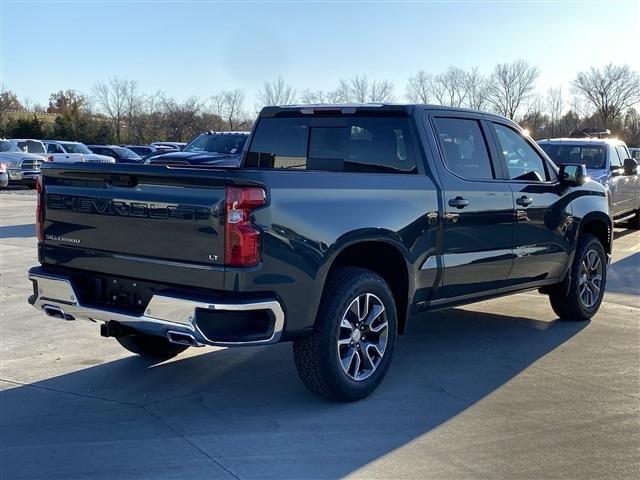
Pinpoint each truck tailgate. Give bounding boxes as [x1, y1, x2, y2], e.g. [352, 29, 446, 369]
[40, 164, 227, 290]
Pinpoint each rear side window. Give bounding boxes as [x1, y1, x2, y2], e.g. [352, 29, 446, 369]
[245, 116, 417, 174]
[493, 123, 549, 182]
[433, 117, 494, 180]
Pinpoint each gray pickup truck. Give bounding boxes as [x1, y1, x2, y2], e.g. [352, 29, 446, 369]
[539, 137, 639, 228]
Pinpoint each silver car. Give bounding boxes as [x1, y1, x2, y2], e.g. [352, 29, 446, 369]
[0, 139, 45, 187]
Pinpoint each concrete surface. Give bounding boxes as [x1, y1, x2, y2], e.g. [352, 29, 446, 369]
[1, 190, 639, 479]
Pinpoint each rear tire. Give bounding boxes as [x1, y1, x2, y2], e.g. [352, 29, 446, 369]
[116, 333, 188, 359]
[549, 234, 606, 321]
[293, 267, 397, 402]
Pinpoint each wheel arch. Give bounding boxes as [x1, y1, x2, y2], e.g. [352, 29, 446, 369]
[578, 212, 612, 255]
[322, 237, 413, 334]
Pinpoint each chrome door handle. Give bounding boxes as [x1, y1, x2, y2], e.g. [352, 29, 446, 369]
[516, 196, 533, 207]
[448, 197, 469, 209]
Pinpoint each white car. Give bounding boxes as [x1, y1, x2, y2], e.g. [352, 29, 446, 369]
[44, 141, 115, 164]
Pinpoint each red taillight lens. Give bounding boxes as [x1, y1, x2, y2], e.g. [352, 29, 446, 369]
[224, 186, 266, 267]
[46, 155, 54, 162]
[35, 175, 44, 241]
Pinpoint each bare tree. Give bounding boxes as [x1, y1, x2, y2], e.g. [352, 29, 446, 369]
[299, 89, 327, 104]
[488, 60, 539, 119]
[572, 64, 640, 128]
[430, 66, 468, 107]
[369, 79, 395, 103]
[256, 78, 297, 108]
[93, 76, 139, 143]
[406, 71, 431, 104]
[330, 75, 395, 103]
[218, 89, 247, 131]
[465, 67, 490, 110]
[546, 87, 564, 136]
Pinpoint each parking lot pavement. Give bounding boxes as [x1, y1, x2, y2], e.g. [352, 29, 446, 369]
[1, 192, 639, 480]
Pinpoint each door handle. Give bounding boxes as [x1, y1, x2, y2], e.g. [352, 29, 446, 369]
[448, 197, 469, 209]
[516, 196, 533, 207]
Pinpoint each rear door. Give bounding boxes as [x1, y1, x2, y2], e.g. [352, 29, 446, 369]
[488, 121, 571, 283]
[42, 164, 228, 290]
[426, 113, 515, 300]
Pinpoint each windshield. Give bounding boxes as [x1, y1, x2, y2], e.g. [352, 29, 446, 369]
[61, 143, 92, 154]
[540, 143, 607, 170]
[184, 134, 247, 154]
[0, 140, 21, 153]
[112, 147, 142, 160]
[16, 141, 46, 154]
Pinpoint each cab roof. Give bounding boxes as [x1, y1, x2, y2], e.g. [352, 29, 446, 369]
[538, 137, 627, 146]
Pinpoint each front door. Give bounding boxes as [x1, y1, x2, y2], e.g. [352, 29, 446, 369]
[427, 114, 515, 300]
[489, 121, 572, 283]
[609, 144, 638, 217]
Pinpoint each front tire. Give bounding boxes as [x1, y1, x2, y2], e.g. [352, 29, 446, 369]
[549, 234, 607, 321]
[293, 267, 397, 402]
[116, 332, 189, 359]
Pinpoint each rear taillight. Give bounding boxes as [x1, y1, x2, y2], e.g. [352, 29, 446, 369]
[35, 175, 44, 241]
[224, 186, 266, 267]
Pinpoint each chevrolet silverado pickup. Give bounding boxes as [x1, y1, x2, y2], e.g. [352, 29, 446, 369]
[28, 104, 612, 401]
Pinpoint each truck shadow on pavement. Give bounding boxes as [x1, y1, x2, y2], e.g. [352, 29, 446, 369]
[0, 223, 35, 239]
[1, 308, 588, 480]
[606, 251, 640, 297]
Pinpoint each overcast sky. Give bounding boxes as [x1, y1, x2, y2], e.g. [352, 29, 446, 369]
[2, 0, 639, 107]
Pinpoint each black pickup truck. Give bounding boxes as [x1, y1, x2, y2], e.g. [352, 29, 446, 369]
[28, 104, 612, 401]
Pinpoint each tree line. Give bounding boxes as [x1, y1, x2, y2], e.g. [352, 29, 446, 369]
[1, 61, 638, 146]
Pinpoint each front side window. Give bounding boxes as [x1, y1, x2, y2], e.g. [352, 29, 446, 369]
[615, 145, 630, 163]
[245, 116, 417, 174]
[609, 146, 622, 167]
[494, 123, 548, 181]
[433, 117, 493, 180]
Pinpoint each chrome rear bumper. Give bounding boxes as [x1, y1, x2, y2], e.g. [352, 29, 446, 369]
[28, 269, 284, 347]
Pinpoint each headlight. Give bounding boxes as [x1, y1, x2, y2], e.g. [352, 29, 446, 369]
[3, 159, 19, 168]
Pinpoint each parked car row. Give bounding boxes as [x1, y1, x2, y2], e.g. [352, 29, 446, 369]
[0, 132, 253, 189]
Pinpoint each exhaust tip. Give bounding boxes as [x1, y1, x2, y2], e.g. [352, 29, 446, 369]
[167, 331, 197, 347]
[43, 305, 75, 321]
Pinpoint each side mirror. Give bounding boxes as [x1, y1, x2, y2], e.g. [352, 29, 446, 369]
[623, 157, 638, 175]
[559, 164, 588, 186]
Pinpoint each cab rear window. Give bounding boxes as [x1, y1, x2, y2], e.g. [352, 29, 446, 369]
[245, 116, 417, 174]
